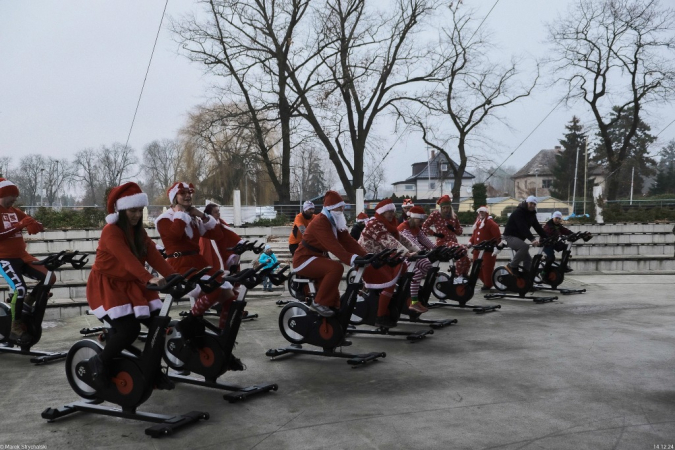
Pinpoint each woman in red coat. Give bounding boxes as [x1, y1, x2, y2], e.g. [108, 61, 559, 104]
[86, 182, 176, 389]
[199, 203, 245, 274]
[155, 182, 234, 332]
[468, 206, 501, 290]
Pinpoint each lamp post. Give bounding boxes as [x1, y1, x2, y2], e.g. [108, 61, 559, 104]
[40, 168, 45, 206]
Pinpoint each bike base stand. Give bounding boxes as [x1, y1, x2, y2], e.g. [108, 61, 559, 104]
[484, 293, 558, 303]
[398, 316, 458, 328]
[266, 345, 386, 366]
[42, 401, 209, 438]
[534, 285, 586, 295]
[0, 344, 68, 365]
[167, 373, 278, 403]
[427, 301, 502, 314]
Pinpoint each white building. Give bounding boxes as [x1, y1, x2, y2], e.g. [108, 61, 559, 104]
[391, 151, 475, 200]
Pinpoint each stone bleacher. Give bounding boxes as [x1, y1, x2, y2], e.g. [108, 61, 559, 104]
[1, 223, 672, 318]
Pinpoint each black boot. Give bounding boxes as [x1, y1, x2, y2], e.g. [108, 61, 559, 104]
[86, 354, 110, 389]
[227, 354, 246, 371]
[176, 313, 205, 340]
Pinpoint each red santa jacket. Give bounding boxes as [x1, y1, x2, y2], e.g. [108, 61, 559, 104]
[199, 218, 244, 271]
[292, 213, 366, 272]
[469, 216, 501, 245]
[421, 210, 463, 247]
[155, 209, 223, 274]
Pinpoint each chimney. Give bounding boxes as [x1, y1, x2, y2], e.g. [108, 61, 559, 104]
[430, 150, 436, 160]
[554, 146, 561, 150]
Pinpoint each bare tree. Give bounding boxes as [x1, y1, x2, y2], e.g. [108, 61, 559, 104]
[173, 0, 318, 203]
[290, 145, 330, 201]
[287, 0, 446, 201]
[13, 154, 46, 206]
[179, 104, 278, 205]
[142, 139, 183, 202]
[548, 0, 675, 200]
[43, 158, 73, 206]
[400, 5, 537, 205]
[73, 148, 104, 205]
[0, 157, 11, 178]
[99, 143, 139, 191]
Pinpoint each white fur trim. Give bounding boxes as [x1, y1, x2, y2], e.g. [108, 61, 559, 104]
[363, 264, 404, 289]
[116, 192, 148, 211]
[324, 201, 345, 211]
[0, 180, 16, 189]
[292, 256, 317, 273]
[350, 254, 358, 265]
[168, 182, 191, 204]
[154, 209, 194, 239]
[477, 206, 489, 213]
[105, 212, 119, 224]
[409, 212, 426, 219]
[210, 240, 225, 270]
[202, 215, 217, 230]
[375, 203, 396, 214]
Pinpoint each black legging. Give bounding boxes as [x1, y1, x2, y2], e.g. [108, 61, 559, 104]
[99, 314, 152, 365]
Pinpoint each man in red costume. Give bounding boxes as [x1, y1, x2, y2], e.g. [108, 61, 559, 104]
[421, 194, 471, 282]
[155, 182, 234, 333]
[292, 191, 366, 318]
[0, 178, 48, 343]
[468, 206, 501, 291]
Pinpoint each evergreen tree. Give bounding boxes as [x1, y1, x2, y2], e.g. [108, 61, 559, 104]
[591, 106, 657, 198]
[649, 140, 675, 195]
[550, 116, 588, 202]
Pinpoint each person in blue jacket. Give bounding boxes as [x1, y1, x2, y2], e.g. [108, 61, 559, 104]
[258, 244, 278, 291]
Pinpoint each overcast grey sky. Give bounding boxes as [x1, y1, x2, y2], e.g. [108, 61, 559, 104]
[1, 0, 674, 190]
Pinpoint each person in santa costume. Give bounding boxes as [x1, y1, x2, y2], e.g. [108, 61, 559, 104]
[468, 206, 501, 291]
[288, 201, 315, 256]
[199, 203, 246, 275]
[349, 211, 370, 241]
[0, 178, 49, 343]
[398, 206, 436, 313]
[400, 198, 414, 224]
[359, 198, 420, 326]
[421, 194, 471, 282]
[85, 182, 176, 389]
[155, 182, 235, 335]
[292, 190, 366, 318]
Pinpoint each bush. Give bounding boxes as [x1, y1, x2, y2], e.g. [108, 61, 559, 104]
[33, 207, 106, 229]
[245, 215, 290, 227]
[601, 204, 675, 222]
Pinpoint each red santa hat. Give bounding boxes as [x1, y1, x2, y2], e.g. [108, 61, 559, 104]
[375, 198, 396, 215]
[408, 206, 427, 219]
[0, 178, 19, 198]
[402, 198, 414, 208]
[323, 190, 345, 210]
[106, 182, 148, 224]
[476, 206, 489, 213]
[437, 194, 452, 206]
[356, 212, 369, 222]
[167, 182, 195, 204]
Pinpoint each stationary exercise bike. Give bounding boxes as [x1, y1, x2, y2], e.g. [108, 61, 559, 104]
[0, 250, 88, 364]
[42, 269, 211, 438]
[485, 236, 559, 303]
[191, 240, 266, 321]
[425, 239, 502, 313]
[534, 231, 592, 294]
[348, 247, 457, 337]
[164, 264, 288, 402]
[266, 250, 390, 366]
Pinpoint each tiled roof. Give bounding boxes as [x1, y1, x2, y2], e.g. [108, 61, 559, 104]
[513, 148, 605, 178]
[392, 152, 475, 184]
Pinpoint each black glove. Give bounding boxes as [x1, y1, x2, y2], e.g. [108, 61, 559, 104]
[433, 233, 445, 239]
[446, 224, 456, 233]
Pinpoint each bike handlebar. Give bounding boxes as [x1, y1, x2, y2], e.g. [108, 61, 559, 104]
[32, 250, 89, 271]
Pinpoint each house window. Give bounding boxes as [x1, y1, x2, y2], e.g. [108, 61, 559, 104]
[405, 184, 415, 190]
[542, 179, 553, 189]
[429, 182, 436, 189]
[441, 163, 448, 172]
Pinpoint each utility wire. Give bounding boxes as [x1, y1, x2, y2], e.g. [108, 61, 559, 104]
[124, 0, 170, 149]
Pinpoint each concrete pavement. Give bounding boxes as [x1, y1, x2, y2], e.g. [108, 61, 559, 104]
[1, 274, 674, 449]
